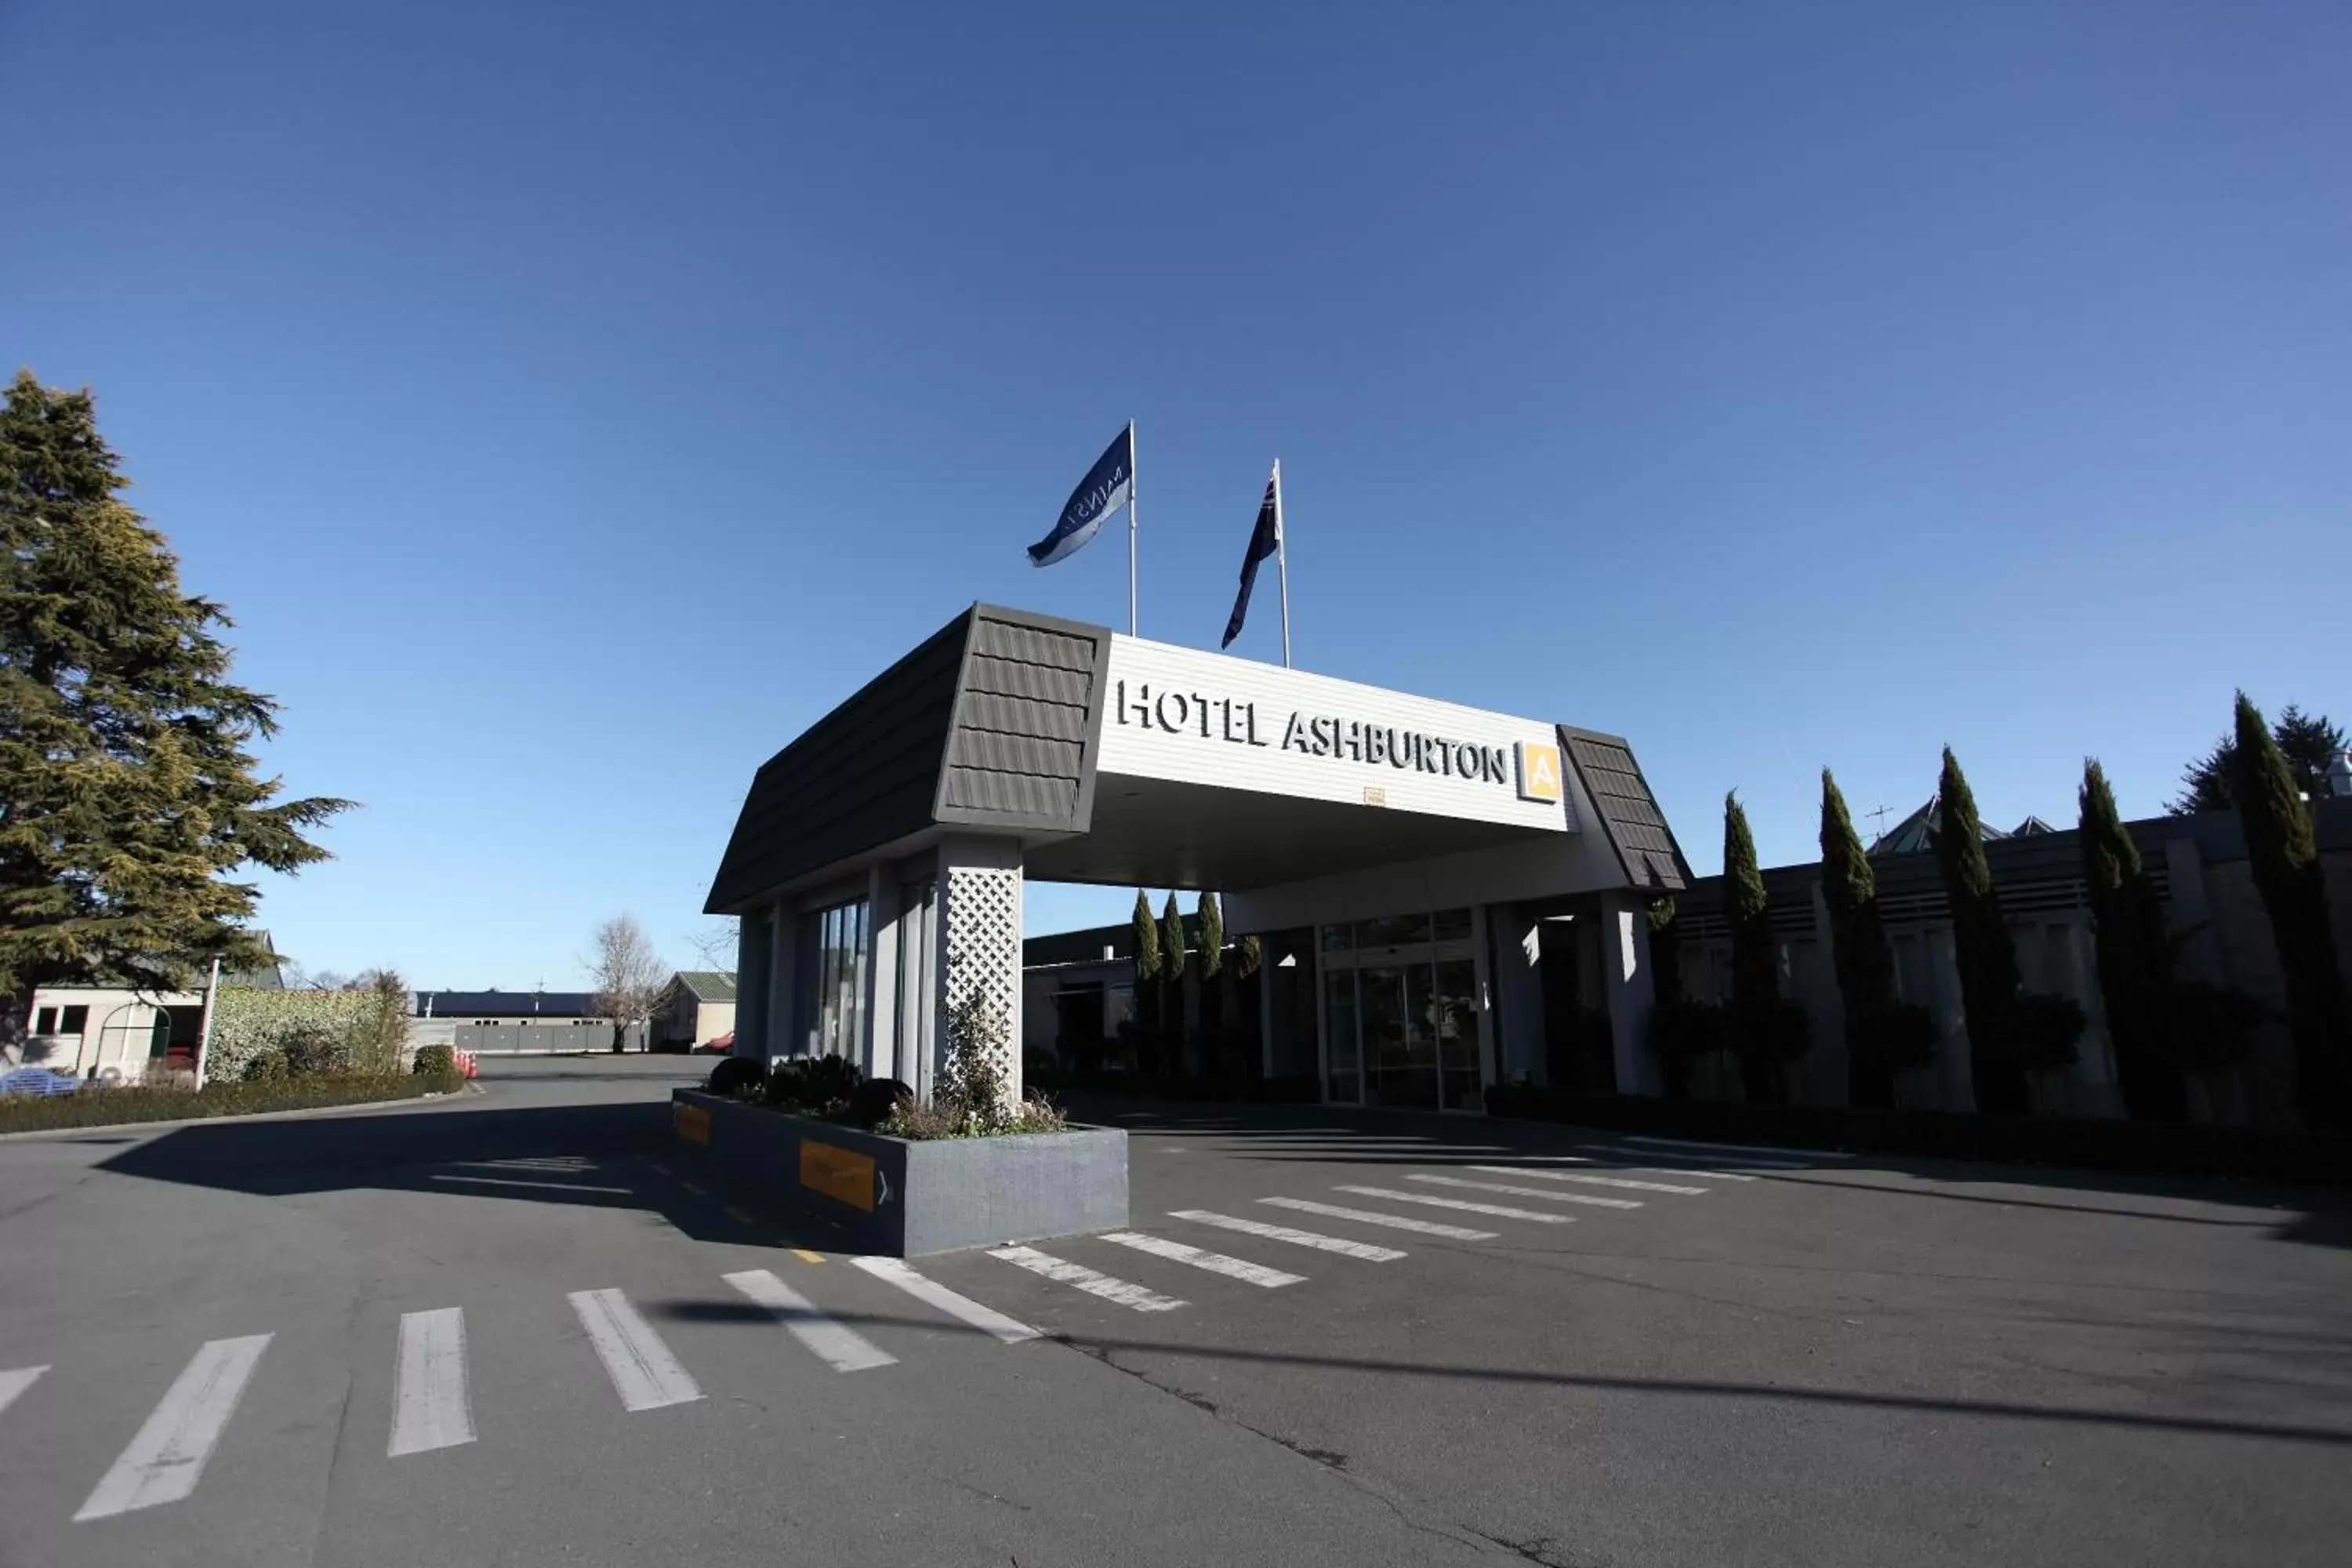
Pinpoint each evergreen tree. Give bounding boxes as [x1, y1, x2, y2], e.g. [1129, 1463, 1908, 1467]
[1724, 793, 1784, 1102]
[0, 372, 347, 1040]
[1196, 891, 1224, 979]
[2078, 759, 2185, 1120]
[1160, 892, 1189, 1051]
[1820, 768, 1899, 1109]
[1130, 888, 1160, 1054]
[2168, 702, 2347, 815]
[1931, 748, 2028, 1113]
[2227, 694, 2350, 1131]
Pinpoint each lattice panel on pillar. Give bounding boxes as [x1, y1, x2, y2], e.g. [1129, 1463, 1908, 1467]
[942, 865, 1022, 1077]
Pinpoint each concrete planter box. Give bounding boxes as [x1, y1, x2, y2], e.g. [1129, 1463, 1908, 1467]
[670, 1088, 1127, 1257]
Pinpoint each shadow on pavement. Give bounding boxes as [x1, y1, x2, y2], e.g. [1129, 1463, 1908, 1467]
[91, 1095, 859, 1252]
[1069, 1093, 2352, 1246]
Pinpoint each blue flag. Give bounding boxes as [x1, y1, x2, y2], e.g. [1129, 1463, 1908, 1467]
[1221, 466, 1281, 648]
[1027, 426, 1133, 568]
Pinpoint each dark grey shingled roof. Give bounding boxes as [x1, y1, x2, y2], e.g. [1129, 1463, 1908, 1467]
[1560, 728, 1690, 892]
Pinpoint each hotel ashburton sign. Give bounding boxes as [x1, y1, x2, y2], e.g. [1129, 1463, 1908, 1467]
[1098, 636, 1571, 831]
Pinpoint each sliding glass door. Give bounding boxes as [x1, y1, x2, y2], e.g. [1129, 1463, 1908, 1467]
[1319, 911, 1486, 1112]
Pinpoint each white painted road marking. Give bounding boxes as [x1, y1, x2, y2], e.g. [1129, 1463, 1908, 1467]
[1169, 1210, 1407, 1261]
[1100, 1232, 1307, 1288]
[1335, 1185, 1577, 1225]
[1468, 1164, 1708, 1196]
[1573, 1145, 1762, 1178]
[389, 1308, 476, 1456]
[1407, 1173, 1642, 1210]
[568, 1289, 703, 1411]
[427, 1174, 634, 1193]
[0, 1364, 45, 1419]
[723, 1269, 898, 1371]
[852, 1257, 1041, 1345]
[1624, 1134, 1845, 1161]
[74, 1334, 270, 1520]
[988, 1246, 1187, 1312]
[1259, 1196, 1497, 1240]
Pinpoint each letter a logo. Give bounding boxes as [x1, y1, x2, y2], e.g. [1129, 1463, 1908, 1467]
[1515, 740, 1563, 804]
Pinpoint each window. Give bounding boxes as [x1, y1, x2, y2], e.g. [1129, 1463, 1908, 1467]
[34, 1007, 57, 1034]
[801, 897, 870, 1061]
[59, 1005, 88, 1035]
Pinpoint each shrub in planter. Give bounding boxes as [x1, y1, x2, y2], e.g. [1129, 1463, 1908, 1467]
[241, 1049, 291, 1083]
[848, 1077, 914, 1129]
[764, 1054, 862, 1115]
[411, 1044, 456, 1077]
[708, 1056, 764, 1098]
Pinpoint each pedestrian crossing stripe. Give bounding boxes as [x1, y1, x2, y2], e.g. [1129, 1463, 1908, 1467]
[1406, 1172, 1642, 1210]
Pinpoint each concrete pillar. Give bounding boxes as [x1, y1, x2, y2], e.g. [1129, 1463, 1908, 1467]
[863, 867, 902, 1084]
[1599, 893, 1660, 1097]
[765, 901, 798, 1064]
[1490, 903, 1546, 1087]
[734, 912, 772, 1059]
[934, 835, 1026, 1104]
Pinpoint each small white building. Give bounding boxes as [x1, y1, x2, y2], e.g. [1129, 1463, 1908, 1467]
[651, 971, 738, 1051]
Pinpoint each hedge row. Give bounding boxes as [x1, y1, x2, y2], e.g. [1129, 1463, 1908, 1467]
[0, 1072, 467, 1134]
[1483, 1083, 2352, 1188]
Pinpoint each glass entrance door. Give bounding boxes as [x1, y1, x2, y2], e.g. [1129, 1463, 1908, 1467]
[1319, 912, 1486, 1112]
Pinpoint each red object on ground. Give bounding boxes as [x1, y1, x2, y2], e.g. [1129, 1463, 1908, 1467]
[700, 1033, 735, 1054]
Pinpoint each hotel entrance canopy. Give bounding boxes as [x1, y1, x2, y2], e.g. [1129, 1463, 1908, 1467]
[706, 604, 1686, 916]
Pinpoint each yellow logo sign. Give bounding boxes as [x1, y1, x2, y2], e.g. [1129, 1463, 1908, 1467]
[1516, 740, 1563, 805]
[800, 1139, 878, 1212]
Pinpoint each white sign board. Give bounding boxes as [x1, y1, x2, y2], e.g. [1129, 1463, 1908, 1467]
[1096, 636, 1573, 833]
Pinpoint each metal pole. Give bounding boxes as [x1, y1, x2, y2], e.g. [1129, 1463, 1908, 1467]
[194, 956, 221, 1091]
[1272, 458, 1292, 668]
[1126, 419, 1138, 637]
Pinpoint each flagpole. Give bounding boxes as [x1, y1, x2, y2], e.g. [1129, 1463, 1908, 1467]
[1126, 419, 1138, 637]
[1272, 458, 1292, 668]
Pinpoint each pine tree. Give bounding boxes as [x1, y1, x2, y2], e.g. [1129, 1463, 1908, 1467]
[2227, 694, 2350, 1132]
[2078, 759, 2185, 1120]
[1820, 769, 1899, 1109]
[1931, 748, 2027, 1113]
[0, 372, 347, 1040]
[2168, 702, 2347, 815]
[1724, 793, 1784, 1102]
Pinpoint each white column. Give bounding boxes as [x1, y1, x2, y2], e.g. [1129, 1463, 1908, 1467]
[933, 836, 1026, 1105]
[1490, 904, 1546, 1087]
[863, 867, 902, 1083]
[1599, 893, 1659, 1097]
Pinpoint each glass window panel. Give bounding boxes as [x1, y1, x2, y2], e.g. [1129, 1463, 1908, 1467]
[1320, 922, 1355, 953]
[1365, 964, 1438, 1109]
[1323, 967, 1359, 1105]
[1432, 908, 1472, 942]
[1359, 913, 1430, 949]
[1432, 957, 1483, 1110]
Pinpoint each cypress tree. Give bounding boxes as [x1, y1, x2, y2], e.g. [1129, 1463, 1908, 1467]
[1931, 748, 2028, 1113]
[1820, 768, 1899, 1109]
[1724, 793, 1783, 1102]
[2078, 759, 2186, 1120]
[2227, 694, 2350, 1132]
[1160, 892, 1189, 1051]
[1197, 891, 1224, 979]
[1130, 889, 1160, 1054]
[0, 372, 348, 1041]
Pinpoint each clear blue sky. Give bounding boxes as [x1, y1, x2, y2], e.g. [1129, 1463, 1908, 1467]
[5, 2, 2345, 989]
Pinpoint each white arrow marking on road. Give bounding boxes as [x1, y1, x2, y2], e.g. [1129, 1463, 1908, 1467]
[987, 1246, 1187, 1312]
[1168, 1210, 1406, 1261]
[1099, 1232, 1306, 1288]
[851, 1257, 1040, 1344]
[1258, 1196, 1497, 1241]
[0, 1365, 46, 1420]
[74, 1335, 271, 1519]
[724, 1269, 898, 1371]
[569, 1289, 703, 1411]
[1406, 1173, 1642, 1210]
[389, 1308, 476, 1456]
[1334, 1185, 1576, 1225]
[1469, 1165, 1707, 1196]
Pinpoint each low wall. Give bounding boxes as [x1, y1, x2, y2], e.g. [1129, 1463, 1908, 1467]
[671, 1089, 1127, 1256]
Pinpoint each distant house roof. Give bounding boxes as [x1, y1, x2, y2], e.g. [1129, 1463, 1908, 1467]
[412, 989, 603, 1018]
[673, 971, 737, 1002]
[1867, 797, 2025, 859]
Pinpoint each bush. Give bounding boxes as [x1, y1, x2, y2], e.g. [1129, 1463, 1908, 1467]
[765, 1053, 862, 1114]
[2171, 982, 2267, 1073]
[2016, 992, 2088, 1074]
[877, 989, 1066, 1140]
[241, 1049, 290, 1083]
[1853, 1002, 1940, 1080]
[708, 1056, 764, 1098]
[1646, 1000, 1728, 1099]
[281, 1029, 348, 1078]
[411, 1044, 456, 1077]
[848, 1077, 913, 1128]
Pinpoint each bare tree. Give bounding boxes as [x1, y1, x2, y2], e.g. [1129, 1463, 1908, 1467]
[587, 915, 667, 1054]
[687, 916, 739, 973]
